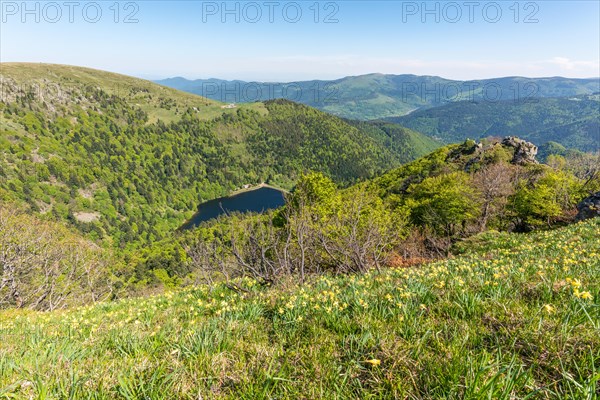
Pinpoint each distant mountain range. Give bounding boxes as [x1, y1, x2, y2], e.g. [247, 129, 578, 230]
[156, 74, 600, 121]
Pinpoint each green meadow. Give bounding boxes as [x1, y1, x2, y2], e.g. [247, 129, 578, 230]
[1, 218, 598, 399]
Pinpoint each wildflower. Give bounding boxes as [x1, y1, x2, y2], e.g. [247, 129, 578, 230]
[574, 290, 593, 300]
[580, 291, 593, 300]
[566, 278, 582, 289]
[543, 304, 555, 314]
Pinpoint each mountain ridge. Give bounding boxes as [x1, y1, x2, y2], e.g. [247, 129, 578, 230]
[155, 73, 600, 121]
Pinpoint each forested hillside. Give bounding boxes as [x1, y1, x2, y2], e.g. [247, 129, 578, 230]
[1, 64, 597, 314]
[389, 95, 600, 152]
[0, 63, 437, 248]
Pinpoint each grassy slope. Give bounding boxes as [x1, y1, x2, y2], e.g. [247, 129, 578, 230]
[1, 219, 598, 398]
[0, 62, 267, 124]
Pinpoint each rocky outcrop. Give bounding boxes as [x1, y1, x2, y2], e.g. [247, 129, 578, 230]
[576, 192, 600, 221]
[501, 137, 538, 165]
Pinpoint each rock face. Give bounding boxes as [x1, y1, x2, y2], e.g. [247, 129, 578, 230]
[576, 192, 600, 221]
[501, 137, 538, 165]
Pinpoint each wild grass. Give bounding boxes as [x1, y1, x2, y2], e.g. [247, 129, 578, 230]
[1, 218, 598, 398]
[0, 62, 268, 123]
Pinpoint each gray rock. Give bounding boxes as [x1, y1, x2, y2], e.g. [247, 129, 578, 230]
[501, 137, 539, 165]
[576, 192, 600, 221]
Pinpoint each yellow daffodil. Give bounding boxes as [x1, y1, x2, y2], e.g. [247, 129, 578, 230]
[543, 304, 555, 314]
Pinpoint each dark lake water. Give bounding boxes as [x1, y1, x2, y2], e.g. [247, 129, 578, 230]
[180, 187, 286, 230]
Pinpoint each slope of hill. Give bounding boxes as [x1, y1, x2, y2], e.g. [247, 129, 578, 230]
[347, 120, 440, 162]
[387, 95, 600, 152]
[0, 63, 437, 247]
[0, 63, 255, 124]
[156, 73, 600, 121]
[1, 218, 597, 398]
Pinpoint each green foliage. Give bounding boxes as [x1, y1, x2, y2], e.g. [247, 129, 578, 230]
[368, 140, 591, 236]
[406, 172, 481, 236]
[510, 169, 581, 228]
[370, 145, 456, 198]
[290, 172, 339, 210]
[152, 268, 180, 289]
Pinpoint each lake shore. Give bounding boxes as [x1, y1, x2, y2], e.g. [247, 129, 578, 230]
[229, 182, 290, 196]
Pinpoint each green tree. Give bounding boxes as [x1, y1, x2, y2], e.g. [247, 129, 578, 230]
[406, 172, 481, 237]
[511, 169, 579, 228]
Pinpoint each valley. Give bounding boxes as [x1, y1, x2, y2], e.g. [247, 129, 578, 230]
[0, 63, 439, 248]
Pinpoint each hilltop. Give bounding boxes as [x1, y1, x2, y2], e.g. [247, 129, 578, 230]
[0, 63, 438, 247]
[0, 62, 251, 124]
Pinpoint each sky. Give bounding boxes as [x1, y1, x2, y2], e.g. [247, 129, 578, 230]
[1, 1, 599, 81]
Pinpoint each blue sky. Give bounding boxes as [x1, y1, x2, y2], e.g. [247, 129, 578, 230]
[1, 1, 599, 80]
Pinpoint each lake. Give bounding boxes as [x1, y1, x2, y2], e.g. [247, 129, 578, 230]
[180, 186, 286, 230]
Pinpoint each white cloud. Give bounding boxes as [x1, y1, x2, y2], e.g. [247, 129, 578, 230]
[547, 57, 599, 73]
[168, 55, 599, 81]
